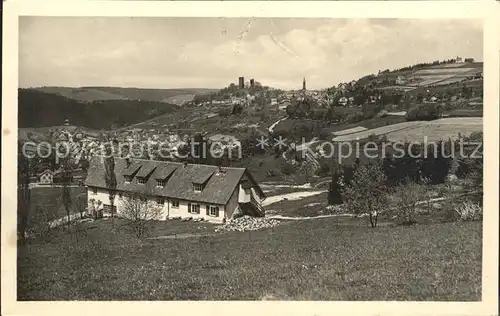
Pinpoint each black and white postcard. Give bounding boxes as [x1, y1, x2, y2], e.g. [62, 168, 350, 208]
[2, 1, 499, 316]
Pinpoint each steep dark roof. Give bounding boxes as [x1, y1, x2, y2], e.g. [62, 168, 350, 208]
[84, 157, 261, 205]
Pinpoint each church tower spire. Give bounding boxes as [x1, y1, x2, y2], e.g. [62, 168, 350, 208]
[302, 77, 306, 90]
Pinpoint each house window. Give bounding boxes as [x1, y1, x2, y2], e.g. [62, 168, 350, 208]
[208, 206, 220, 217]
[188, 203, 200, 214]
[92, 187, 97, 194]
[171, 200, 179, 208]
[193, 183, 204, 192]
[157, 198, 165, 205]
[157, 180, 166, 187]
[138, 177, 147, 184]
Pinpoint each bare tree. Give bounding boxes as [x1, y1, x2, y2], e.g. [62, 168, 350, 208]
[393, 180, 426, 225]
[342, 159, 388, 228]
[18, 141, 32, 246]
[120, 193, 163, 238]
[88, 198, 96, 218]
[75, 195, 87, 219]
[29, 205, 53, 242]
[60, 155, 73, 229]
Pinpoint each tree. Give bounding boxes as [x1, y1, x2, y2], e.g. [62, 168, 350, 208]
[60, 155, 73, 228]
[103, 143, 118, 225]
[120, 193, 163, 238]
[18, 141, 32, 245]
[299, 159, 315, 182]
[328, 166, 343, 205]
[75, 196, 87, 219]
[88, 198, 97, 218]
[393, 180, 426, 225]
[342, 160, 388, 228]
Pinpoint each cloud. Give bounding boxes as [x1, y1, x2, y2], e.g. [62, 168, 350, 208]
[19, 18, 482, 90]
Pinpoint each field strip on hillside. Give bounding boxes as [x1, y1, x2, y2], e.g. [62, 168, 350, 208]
[262, 190, 327, 207]
[413, 67, 477, 75]
[332, 121, 423, 142]
[386, 123, 483, 143]
[428, 117, 483, 125]
[332, 126, 368, 136]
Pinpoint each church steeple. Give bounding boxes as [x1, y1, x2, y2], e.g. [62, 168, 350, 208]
[302, 77, 306, 90]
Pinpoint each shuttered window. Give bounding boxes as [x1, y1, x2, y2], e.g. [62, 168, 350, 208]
[208, 206, 220, 217]
[188, 203, 200, 214]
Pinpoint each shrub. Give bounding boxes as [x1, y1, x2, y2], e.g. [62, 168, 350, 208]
[344, 111, 365, 124]
[377, 110, 388, 118]
[420, 140, 453, 184]
[406, 103, 443, 121]
[362, 103, 381, 119]
[393, 180, 426, 225]
[454, 201, 482, 221]
[231, 104, 243, 115]
[280, 162, 296, 175]
[218, 108, 231, 117]
[315, 161, 331, 177]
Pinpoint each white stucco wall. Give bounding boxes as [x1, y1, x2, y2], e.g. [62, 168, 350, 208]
[237, 184, 262, 204]
[238, 184, 251, 203]
[87, 186, 225, 223]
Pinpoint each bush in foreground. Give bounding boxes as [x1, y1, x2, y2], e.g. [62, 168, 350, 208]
[454, 201, 483, 221]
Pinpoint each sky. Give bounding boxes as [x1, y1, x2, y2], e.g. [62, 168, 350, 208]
[19, 17, 483, 90]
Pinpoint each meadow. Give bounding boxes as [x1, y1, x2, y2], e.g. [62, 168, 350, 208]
[17, 216, 482, 301]
[385, 117, 483, 143]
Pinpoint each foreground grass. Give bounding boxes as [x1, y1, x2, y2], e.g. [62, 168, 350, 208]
[18, 217, 481, 301]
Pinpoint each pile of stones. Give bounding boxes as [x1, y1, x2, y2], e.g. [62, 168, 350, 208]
[215, 215, 281, 233]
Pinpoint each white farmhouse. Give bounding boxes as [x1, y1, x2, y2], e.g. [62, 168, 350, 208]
[84, 157, 266, 223]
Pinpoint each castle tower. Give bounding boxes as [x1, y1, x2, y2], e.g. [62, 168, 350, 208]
[302, 77, 306, 90]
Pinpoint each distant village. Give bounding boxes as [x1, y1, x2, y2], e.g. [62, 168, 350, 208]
[24, 55, 483, 188]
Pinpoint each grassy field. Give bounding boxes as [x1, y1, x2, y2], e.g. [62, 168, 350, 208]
[385, 117, 482, 143]
[27, 187, 87, 228]
[332, 121, 423, 142]
[18, 215, 482, 301]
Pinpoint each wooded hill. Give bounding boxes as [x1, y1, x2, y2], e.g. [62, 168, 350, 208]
[18, 89, 179, 129]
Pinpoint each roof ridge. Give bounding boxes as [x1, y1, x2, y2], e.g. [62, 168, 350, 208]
[92, 155, 247, 171]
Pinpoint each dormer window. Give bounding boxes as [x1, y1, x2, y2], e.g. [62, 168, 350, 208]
[193, 183, 204, 192]
[157, 179, 166, 187]
[124, 175, 133, 183]
[137, 177, 147, 184]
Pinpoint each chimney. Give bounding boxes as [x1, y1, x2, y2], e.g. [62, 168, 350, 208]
[125, 155, 131, 168]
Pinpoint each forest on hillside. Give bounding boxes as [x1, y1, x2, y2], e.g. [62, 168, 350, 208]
[18, 89, 178, 129]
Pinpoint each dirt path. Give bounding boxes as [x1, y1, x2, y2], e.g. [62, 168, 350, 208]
[267, 213, 355, 220]
[268, 117, 288, 134]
